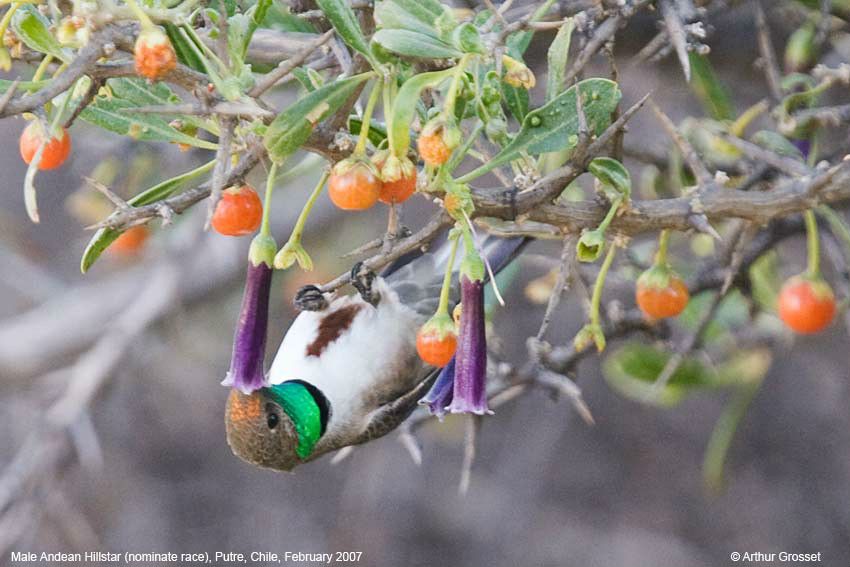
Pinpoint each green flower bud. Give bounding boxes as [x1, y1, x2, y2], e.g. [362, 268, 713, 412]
[784, 21, 819, 73]
[249, 233, 278, 268]
[502, 55, 536, 90]
[574, 323, 606, 353]
[274, 240, 313, 271]
[451, 22, 485, 54]
[576, 229, 606, 263]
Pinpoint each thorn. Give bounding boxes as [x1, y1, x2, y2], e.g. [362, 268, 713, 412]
[398, 428, 423, 466]
[0, 78, 20, 114]
[648, 99, 713, 185]
[688, 214, 722, 240]
[457, 415, 480, 496]
[330, 446, 354, 465]
[536, 369, 595, 426]
[84, 177, 131, 211]
[67, 412, 104, 474]
[660, 0, 692, 82]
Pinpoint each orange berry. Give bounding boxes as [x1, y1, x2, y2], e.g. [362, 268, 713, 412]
[417, 132, 451, 166]
[636, 272, 690, 320]
[778, 275, 836, 334]
[211, 185, 263, 236]
[110, 225, 149, 256]
[328, 160, 381, 211]
[444, 193, 461, 215]
[416, 327, 457, 367]
[134, 28, 177, 81]
[372, 152, 417, 204]
[19, 122, 71, 170]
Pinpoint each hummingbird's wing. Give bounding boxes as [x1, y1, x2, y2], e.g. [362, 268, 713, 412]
[352, 368, 439, 444]
[386, 235, 530, 318]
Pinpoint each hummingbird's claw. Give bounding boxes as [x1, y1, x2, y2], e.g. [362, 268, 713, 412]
[351, 262, 380, 306]
[294, 285, 329, 312]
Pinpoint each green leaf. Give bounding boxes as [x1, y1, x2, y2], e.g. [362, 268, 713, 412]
[80, 160, 217, 273]
[460, 78, 621, 181]
[751, 130, 804, 160]
[588, 157, 631, 199]
[603, 343, 720, 407]
[264, 74, 371, 162]
[316, 0, 374, 63]
[0, 78, 48, 92]
[80, 95, 218, 150]
[103, 78, 211, 134]
[546, 19, 574, 103]
[12, 5, 68, 62]
[502, 83, 528, 122]
[164, 23, 207, 72]
[679, 290, 750, 343]
[261, 5, 317, 33]
[347, 116, 387, 148]
[375, 0, 445, 31]
[688, 53, 735, 121]
[748, 250, 780, 312]
[372, 29, 462, 60]
[374, 0, 438, 36]
[388, 68, 453, 156]
[504, 0, 555, 57]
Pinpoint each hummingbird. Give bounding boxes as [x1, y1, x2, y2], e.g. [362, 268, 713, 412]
[224, 235, 526, 472]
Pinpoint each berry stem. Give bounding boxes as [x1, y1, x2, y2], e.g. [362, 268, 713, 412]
[597, 196, 622, 236]
[437, 232, 461, 315]
[703, 378, 762, 493]
[288, 170, 329, 245]
[804, 209, 821, 277]
[260, 162, 278, 238]
[50, 77, 77, 133]
[442, 54, 472, 118]
[382, 79, 396, 154]
[589, 241, 618, 328]
[353, 79, 382, 157]
[31, 54, 54, 84]
[446, 120, 483, 173]
[0, 2, 22, 46]
[654, 229, 670, 266]
[123, 0, 157, 31]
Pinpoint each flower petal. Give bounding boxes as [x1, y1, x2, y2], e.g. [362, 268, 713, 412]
[449, 277, 492, 415]
[420, 357, 455, 420]
[222, 260, 272, 394]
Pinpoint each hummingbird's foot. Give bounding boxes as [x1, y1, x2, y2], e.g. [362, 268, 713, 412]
[294, 285, 329, 312]
[351, 262, 380, 306]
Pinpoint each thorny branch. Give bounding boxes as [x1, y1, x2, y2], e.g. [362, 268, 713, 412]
[2, 0, 850, 538]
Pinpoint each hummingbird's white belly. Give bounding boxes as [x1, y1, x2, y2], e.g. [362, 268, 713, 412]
[268, 279, 423, 436]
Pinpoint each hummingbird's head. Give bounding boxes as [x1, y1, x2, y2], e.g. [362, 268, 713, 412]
[225, 381, 329, 472]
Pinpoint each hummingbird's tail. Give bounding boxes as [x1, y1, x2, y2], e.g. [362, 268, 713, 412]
[386, 233, 531, 318]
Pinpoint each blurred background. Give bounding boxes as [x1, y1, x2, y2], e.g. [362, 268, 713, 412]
[1, 4, 849, 566]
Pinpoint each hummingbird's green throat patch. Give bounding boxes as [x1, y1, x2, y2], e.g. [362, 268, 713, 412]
[264, 381, 328, 459]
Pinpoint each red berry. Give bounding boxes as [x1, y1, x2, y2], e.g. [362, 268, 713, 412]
[417, 132, 451, 166]
[110, 225, 149, 256]
[211, 185, 263, 236]
[372, 153, 417, 204]
[134, 28, 177, 81]
[328, 160, 381, 211]
[778, 275, 836, 334]
[636, 271, 690, 320]
[416, 326, 457, 367]
[19, 122, 71, 170]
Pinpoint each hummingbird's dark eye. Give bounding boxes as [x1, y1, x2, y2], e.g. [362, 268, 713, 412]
[266, 412, 279, 430]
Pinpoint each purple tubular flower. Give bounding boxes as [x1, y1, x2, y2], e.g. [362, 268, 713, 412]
[420, 357, 455, 419]
[221, 260, 273, 394]
[448, 276, 492, 415]
[792, 138, 811, 160]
